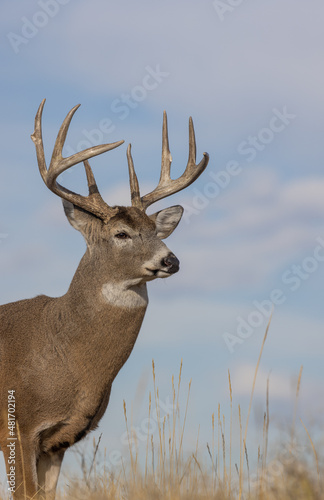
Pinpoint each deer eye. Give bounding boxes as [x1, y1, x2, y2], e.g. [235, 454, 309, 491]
[115, 232, 130, 239]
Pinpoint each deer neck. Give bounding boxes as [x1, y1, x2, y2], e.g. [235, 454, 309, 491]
[51, 248, 149, 380]
[65, 248, 149, 315]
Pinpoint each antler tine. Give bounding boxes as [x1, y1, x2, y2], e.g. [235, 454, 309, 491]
[184, 116, 209, 182]
[140, 113, 209, 211]
[160, 110, 172, 185]
[127, 144, 142, 208]
[31, 99, 124, 221]
[31, 98, 48, 183]
[188, 116, 197, 166]
[83, 160, 100, 196]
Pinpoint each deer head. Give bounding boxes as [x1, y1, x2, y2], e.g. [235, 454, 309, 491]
[31, 100, 209, 292]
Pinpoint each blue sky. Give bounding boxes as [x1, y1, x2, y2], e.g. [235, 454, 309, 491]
[1, 0, 324, 486]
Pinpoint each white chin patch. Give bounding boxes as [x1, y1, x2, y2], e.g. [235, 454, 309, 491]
[154, 270, 171, 279]
[101, 281, 148, 308]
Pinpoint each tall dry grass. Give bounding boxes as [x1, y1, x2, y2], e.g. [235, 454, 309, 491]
[0, 320, 322, 499]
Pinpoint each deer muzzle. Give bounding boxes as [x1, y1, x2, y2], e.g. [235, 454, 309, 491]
[161, 253, 180, 274]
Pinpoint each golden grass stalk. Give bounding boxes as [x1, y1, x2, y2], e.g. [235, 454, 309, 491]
[123, 399, 136, 484]
[300, 418, 320, 486]
[152, 360, 164, 486]
[145, 391, 151, 482]
[239, 313, 272, 499]
[87, 434, 101, 482]
[192, 452, 208, 497]
[222, 414, 227, 489]
[238, 403, 242, 491]
[212, 412, 215, 491]
[195, 424, 200, 458]
[16, 421, 26, 500]
[260, 377, 270, 495]
[178, 378, 192, 463]
[176, 359, 183, 475]
[218, 403, 221, 482]
[171, 373, 176, 480]
[291, 365, 303, 444]
[244, 443, 250, 496]
[162, 414, 166, 488]
[151, 433, 154, 477]
[228, 369, 233, 497]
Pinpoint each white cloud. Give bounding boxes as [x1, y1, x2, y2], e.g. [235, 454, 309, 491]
[231, 364, 291, 399]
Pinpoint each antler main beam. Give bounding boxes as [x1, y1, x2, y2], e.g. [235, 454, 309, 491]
[31, 99, 124, 221]
[127, 111, 209, 211]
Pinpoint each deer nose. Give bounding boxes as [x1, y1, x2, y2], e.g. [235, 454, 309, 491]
[161, 253, 180, 274]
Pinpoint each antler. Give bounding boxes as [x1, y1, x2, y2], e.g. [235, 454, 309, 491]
[127, 111, 209, 211]
[31, 99, 124, 222]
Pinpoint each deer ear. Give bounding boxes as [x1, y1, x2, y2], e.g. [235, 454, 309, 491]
[149, 205, 184, 239]
[63, 200, 94, 234]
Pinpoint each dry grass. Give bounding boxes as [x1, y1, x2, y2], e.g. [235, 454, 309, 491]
[0, 321, 322, 499]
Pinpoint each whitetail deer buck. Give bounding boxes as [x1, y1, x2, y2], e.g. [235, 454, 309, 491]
[0, 99, 209, 499]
